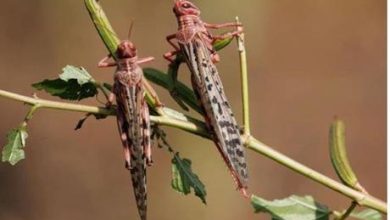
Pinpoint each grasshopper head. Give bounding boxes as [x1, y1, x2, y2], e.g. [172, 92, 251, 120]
[173, 0, 200, 17]
[116, 40, 137, 59]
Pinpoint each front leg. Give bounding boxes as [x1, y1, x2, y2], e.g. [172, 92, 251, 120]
[164, 34, 180, 62]
[136, 56, 155, 65]
[204, 21, 243, 43]
[212, 30, 243, 42]
[163, 34, 191, 110]
[98, 54, 117, 68]
[166, 33, 180, 51]
[204, 22, 242, 29]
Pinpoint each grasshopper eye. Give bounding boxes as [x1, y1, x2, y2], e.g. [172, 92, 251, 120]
[182, 3, 191, 8]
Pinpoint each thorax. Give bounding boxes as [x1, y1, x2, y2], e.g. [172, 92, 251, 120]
[114, 58, 142, 86]
[176, 15, 206, 43]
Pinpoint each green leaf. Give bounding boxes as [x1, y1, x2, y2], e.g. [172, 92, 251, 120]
[213, 36, 234, 51]
[59, 65, 95, 84]
[32, 65, 98, 100]
[171, 153, 207, 204]
[329, 119, 361, 190]
[251, 195, 330, 220]
[143, 68, 202, 114]
[2, 126, 28, 165]
[351, 209, 382, 220]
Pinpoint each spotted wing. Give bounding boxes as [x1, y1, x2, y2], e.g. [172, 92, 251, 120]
[115, 79, 147, 220]
[180, 36, 249, 190]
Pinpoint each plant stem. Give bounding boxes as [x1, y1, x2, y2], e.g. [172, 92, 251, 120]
[0, 89, 114, 115]
[95, 82, 110, 101]
[0, 88, 386, 214]
[247, 137, 387, 213]
[339, 201, 358, 220]
[235, 17, 250, 136]
[84, 0, 120, 58]
[24, 105, 40, 122]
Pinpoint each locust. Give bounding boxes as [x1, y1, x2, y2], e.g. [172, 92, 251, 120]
[98, 30, 162, 220]
[164, 0, 249, 195]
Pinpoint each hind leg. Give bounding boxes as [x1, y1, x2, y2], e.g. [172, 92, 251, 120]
[142, 102, 153, 166]
[116, 111, 132, 169]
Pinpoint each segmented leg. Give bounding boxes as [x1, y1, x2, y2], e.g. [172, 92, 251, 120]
[107, 84, 132, 170]
[98, 54, 117, 67]
[204, 22, 242, 29]
[212, 30, 243, 41]
[164, 34, 180, 62]
[164, 50, 179, 62]
[142, 100, 152, 166]
[106, 91, 115, 108]
[166, 34, 180, 50]
[136, 56, 155, 65]
[198, 32, 221, 64]
[210, 53, 220, 63]
[207, 30, 243, 63]
[142, 78, 163, 107]
[116, 108, 132, 169]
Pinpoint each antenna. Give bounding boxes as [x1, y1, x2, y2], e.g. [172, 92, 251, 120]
[127, 20, 134, 40]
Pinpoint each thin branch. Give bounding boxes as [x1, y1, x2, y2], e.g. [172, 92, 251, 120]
[0, 88, 386, 214]
[339, 201, 358, 220]
[24, 105, 40, 122]
[247, 137, 386, 213]
[235, 17, 250, 136]
[0, 89, 113, 115]
[95, 82, 110, 101]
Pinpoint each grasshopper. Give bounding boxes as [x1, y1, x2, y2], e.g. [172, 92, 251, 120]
[98, 30, 162, 220]
[164, 0, 249, 195]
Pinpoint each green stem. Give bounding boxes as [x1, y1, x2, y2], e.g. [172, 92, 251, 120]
[24, 105, 40, 122]
[20, 104, 41, 128]
[0, 88, 386, 214]
[247, 137, 386, 213]
[0, 89, 114, 115]
[84, 0, 120, 58]
[235, 17, 250, 135]
[95, 82, 110, 100]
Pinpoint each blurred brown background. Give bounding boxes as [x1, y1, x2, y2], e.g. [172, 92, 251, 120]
[0, 0, 386, 219]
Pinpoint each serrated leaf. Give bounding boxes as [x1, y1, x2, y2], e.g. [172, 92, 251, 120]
[2, 127, 28, 165]
[251, 195, 330, 220]
[59, 65, 94, 84]
[171, 153, 207, 204]
[351, 209, 382, 220]
[32, 65, 98, 100]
